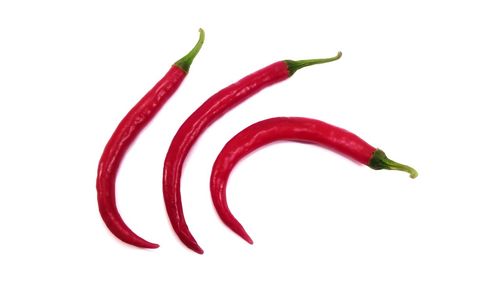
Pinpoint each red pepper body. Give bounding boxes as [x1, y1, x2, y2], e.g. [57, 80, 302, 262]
[210, 117, 417, 244]
[163, 62, 289, 254]
[163, 52, 341, 254]
[97, 66, 186, 249]
[96, 29, 205, 249]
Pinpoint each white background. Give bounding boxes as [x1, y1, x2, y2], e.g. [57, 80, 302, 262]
[1, 0, 499, 280]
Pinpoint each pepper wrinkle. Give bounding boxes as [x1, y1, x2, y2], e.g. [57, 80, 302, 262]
[210, 117, 417, 244]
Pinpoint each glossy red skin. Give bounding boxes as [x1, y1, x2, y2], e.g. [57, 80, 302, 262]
[210, 117, 377, 243]
[97, 66, 186, 249]
[163, 61, 290, 254]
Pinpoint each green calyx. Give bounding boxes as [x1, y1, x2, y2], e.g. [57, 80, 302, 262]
[285, 51, 342, 76]
[174, 28, 205, 73]
[369, 149, 418, 179]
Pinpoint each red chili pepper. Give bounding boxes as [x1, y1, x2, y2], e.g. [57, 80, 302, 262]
[96, 29, 205, 249]
[210, 117, 418, 244]
[163, 52, 342, 254]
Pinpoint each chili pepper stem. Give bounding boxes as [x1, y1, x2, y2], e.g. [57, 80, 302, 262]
[174, 28, 205, 73]
[368, 149, 418, 178]
[285, 51, 342, 76]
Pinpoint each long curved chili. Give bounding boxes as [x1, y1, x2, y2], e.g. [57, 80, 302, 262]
[96, 29, 205, 249]
[163, 52, 342, 254]
[210, 117, 418, 244]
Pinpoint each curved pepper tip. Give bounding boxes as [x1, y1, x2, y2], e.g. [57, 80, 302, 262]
[239, 231, 254, 245]
[184, 238, 204, 254]
[232, 224, 254, 244]
[244, 236, 254, 245]
[126, 239, 159, 249]
[192, 245, 204, 255]
[134, 238, 160, 249]
[146, 243, 160, 249]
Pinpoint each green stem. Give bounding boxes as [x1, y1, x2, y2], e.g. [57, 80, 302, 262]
[285, 51, 342, 76]
[369, 149, 418, 179]
[174, 28, 205, 73]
